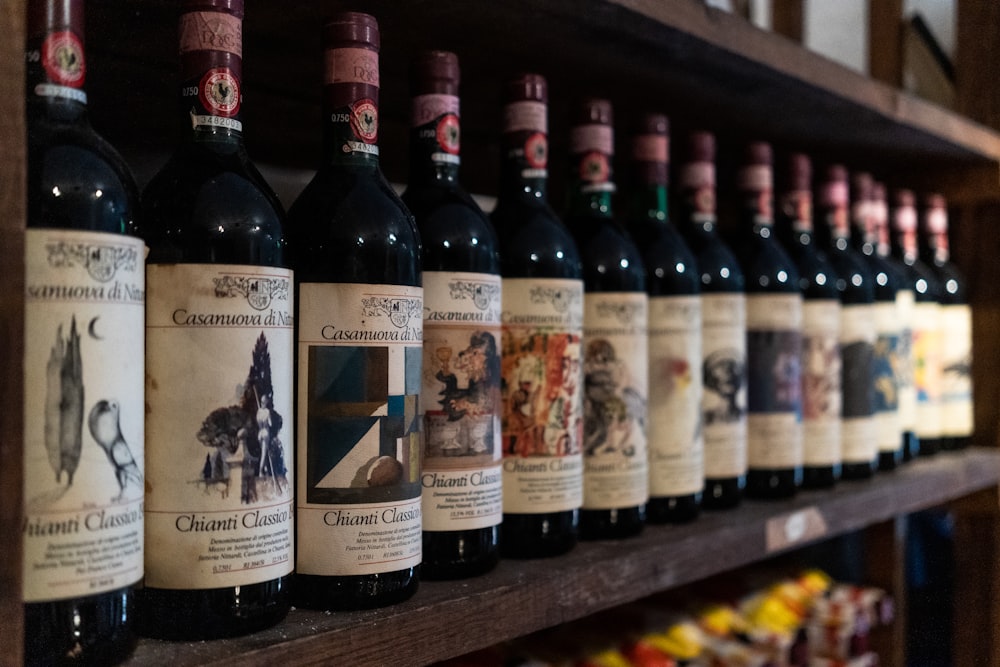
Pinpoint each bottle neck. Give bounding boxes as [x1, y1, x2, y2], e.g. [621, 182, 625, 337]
[678, 159, 717, 233]
[819, 180, 850, 247]
[777, 189, 814, 246]
[737, 163, 773, 235]
[629, 181, 668, 225]
[923, 206, 951, 264]
[177, 9, 246, 148]
[498, 100, 549, 201]
[567, 122, 615, 219]
[893, 205, 920, 263]
[322, 45, 381, 170]
[850, 200, 877, 254]
[407, 92, 460, 188]
[26, 10, 89, 123]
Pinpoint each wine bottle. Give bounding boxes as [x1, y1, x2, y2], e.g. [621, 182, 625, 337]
[401, 50, 501, 578]
[676, 131, 747, 509]
[139, 0, 293, 638]
[491, 74, 584, 557]
[289, 12, 422, 609]
[890, 189, 943, 456]
[849, 172, 903, 471]
[920, 193, 973, 451]
[775, 153, 842, 489]
[872, 182, 920, 461]
[815, 165, 877, 480]
[23, 1, 143, 662]
[625, 114, 703, 523]
[565, 99, 648, 539]
[731, 142, 803, 499]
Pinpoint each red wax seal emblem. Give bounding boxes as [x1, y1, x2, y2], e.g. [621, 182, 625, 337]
[579, 152, 609, 183]
[200, 68, 241, 117]
[524, 132, 548, 169]
[351, 99, 379, 143]
[42, 31, 86, 88]
[436, 114, 460, 155]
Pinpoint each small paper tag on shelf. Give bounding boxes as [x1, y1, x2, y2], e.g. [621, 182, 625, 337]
[765, 507, 828, 552]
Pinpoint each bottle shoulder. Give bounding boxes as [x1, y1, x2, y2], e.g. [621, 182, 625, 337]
[142, 143, 287, 265]
[27, 116, 140, 235]
[677, 220, 745, 293]
[736, 231, 801, 294]
[627, 218, 700, 296]
[288, 166, 421, 285]
[491, 196, 582, 279]
[404, 184, 500, 274]
[570, 214, 645, 292]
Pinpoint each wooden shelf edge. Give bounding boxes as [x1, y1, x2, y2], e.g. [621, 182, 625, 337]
[608, 0, 1000, 164]
[125, 449, 1000, 667]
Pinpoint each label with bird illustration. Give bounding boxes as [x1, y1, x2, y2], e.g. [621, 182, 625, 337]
[22, 229, 146, 602]
[145, 264, 294, 589]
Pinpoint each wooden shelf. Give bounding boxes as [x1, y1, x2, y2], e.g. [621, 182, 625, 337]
[82, 0, 1000, 196]
[125, 449, 1000, 666]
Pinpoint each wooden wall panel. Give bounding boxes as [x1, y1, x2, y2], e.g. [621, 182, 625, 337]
[0, 1, 26, 665]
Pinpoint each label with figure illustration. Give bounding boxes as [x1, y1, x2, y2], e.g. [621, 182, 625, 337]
[145, 264, 294, 589]
[421, 272, 502, 532]
[701, 293, 748, 479]
[581, 292, 649, 510]
[746, 293, 803, 468]
[23, 229, 146, 602]
[501, 277, 585, 514]
[801, 300, 841, 466]
[296, 282, 423, 576]
[647, 294, 703, 497]
[940, 303, 973, 437]
[872, 301, 902, 454]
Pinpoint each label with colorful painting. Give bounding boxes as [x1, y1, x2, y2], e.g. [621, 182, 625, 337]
[939, 303, 973, 437]
[801, 300, 841, 466]
[145, 263, 294, 589]
[421, 271, 502, 532]
[912, 301, 943, 440]
[701, 293, 748, 479]
[22, 229, 146, 602]
[501, 277, 585, 514]
[647, 294, 703, 497]
[746, 293, 803, 468]
[872, 301, 902, 454]
[581, 292, 649, 510]
[840, 303, 877, 463]
[895, 288, 917, 433]
[296, 282, 423, 576]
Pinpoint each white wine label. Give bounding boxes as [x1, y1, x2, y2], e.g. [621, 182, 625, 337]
[746, 293, 803, 468]
[23, 229, 146, 602]
[940, 304, 973, 437]
[912, 301, 943, 439]
[841, 303, 877, 463]
[581, 292, 649, 510]
[145, 264, 294, 589]
[421, 271, 503, 532]
[872, 302, 901, 453]
[801, 300, 841, 466]
[500, 277, 585, 514]
[296, 282, 423, 576]
[701, 293, 748, 478]
[648, 295, 703, 497]
[896, 289, 917, 431]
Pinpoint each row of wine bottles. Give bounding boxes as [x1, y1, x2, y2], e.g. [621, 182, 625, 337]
[21, 0, 973, 664]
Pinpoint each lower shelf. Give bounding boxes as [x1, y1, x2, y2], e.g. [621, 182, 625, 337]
[127, 448, 1000, 666]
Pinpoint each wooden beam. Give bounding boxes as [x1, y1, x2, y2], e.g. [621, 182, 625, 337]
[0, 1, 26, 665]
[868, 0, 904, 86]
[956, 0, 1000, 130]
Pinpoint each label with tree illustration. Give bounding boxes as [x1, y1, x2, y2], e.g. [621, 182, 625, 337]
[23, 229, 146, 602]
[296, 282, 423, 576]
[647, 294, 703, 498]
[500, 277, 585, 514]
[701, 293, 748, 479]
[145, 264, 294, 589]
[582, 292, 649, 510]
[421, 271, 502, 532]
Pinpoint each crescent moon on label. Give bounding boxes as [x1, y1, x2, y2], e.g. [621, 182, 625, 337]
[88, 316, 103, 340]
